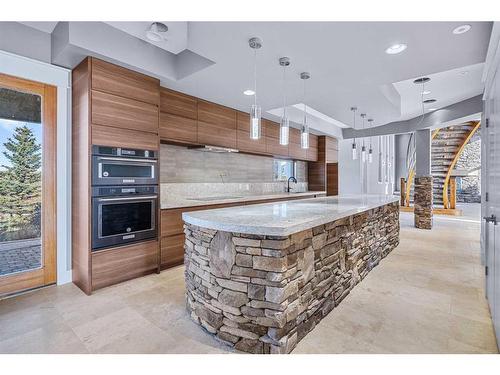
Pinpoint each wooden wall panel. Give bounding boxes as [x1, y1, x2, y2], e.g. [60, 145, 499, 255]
[91, 58, 160, 105]
[71, 58, 92, 295]
[326, 163, 339, 196]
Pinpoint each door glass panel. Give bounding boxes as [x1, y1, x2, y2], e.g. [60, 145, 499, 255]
[0, 87, 42, 276]
[102, 163, 152, 178]
[101, 201, 152, 237]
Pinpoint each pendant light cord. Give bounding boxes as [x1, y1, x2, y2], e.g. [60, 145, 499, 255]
[254, 48, 258, 107]
[353, 108, 357, 143]
[282, 65, 287, 118]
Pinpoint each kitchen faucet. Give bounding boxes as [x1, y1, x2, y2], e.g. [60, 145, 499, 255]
[287, 176, 297, 193]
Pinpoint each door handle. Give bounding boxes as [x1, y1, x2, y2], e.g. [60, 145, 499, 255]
[483, 214, 498, 225]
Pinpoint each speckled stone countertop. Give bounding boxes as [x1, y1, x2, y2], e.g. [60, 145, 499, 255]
[160, 191, 326, 210]
[182, 194, 400, 236]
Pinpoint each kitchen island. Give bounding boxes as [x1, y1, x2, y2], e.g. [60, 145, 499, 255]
[182, 195, 400, 354]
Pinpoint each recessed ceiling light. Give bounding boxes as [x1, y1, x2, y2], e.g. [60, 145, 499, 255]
[427, 108, 437, 111]
[146, 22, 168, 42]
[453, 24, 471, 35]
[243, 89, 255, 96]
[423, 99, 437, 104]
[413, 77, 430, 84]
[385, 43, 407, 55]
[423, 90, 431, 95]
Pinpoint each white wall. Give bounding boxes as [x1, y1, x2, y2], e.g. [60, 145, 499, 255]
[0, 50, 72, 285]
[339, 135, 395, 196]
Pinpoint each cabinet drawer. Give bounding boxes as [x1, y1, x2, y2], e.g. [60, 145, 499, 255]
[160, 88, 197, 119]
[161, 234, 185, 269]
[92, 124, 159, 150]
[91, 58, 159, 105]
[161, 208, 185, 237]
[91, 240, 158, 290]
[160, 112, 197, 144]
[236, 112, 266, 154]
[91, 90, 159, 133]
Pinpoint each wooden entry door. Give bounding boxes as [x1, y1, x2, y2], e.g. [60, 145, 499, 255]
[0, 73, 57, 296]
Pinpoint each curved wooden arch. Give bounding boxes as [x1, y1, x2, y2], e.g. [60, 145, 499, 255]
[442, 121, 481, 208]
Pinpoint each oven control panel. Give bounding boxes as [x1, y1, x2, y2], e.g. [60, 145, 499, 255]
[92, 145, 156, 159]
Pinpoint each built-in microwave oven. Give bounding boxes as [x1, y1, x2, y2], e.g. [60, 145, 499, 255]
[91, 146, 157, 186]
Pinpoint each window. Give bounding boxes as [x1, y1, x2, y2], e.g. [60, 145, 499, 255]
[273, 159, 295, 181]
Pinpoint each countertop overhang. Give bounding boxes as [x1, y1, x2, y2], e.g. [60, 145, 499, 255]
[161, 191, 325, 210]
[182, 194, 400, 236]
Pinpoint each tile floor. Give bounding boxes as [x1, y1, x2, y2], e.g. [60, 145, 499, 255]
[0, 204, 497, 354]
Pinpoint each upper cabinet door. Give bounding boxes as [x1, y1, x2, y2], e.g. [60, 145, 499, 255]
[236, 111, 266, 154]
[91, 91, 159, 134]
[265, 120, 288, 157]
[307, 134, 319, 161]
[160, 88, 197, 119]
[289, 128, 307, 160]
[325, 136, 339, 163]
[91, 58, 160, 105]
[197, 101, 237, 148]
[159, 112, 197, 144]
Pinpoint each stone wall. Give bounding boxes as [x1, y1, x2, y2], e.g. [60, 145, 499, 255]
[184, 202, 400, 354]
[414, 176, 433, 230]
[454, 130, 481, 203]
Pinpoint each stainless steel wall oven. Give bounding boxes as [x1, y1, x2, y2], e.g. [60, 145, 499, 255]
[91, 146, 159, 251]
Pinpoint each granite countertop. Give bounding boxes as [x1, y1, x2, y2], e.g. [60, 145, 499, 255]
[160, 191, 326, 210]
[182, 194, 400, 236]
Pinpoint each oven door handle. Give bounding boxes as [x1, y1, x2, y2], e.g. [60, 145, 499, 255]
[97, 157, 157, 163]
[97, 195, 158, 202]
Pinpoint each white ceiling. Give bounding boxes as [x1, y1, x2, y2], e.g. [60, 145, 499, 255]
[19, 21, 492, 134]
[20, 21, 58, 33]
[161, 22, 491, 131]
[105, 22, 188, 54]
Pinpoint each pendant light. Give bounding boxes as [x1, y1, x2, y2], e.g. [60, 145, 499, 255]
[300, 72, 310, 149]
[279, 57, 290, 146]
[248, 37, 262, 140]
[351, 107, 358, 160]
[360, 113, 367, 163]
[367, 118, 374, 163]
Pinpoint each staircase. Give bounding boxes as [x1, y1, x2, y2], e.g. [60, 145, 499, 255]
[403, 121, 480, 209]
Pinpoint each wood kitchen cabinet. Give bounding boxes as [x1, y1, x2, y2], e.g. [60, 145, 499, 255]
[159, 88, 198, 144]
[91, 58, 160, 105]
[306, 134, 318, 161]
[91, 90, 159, 134]
[197, 100, 237, 148]
[236, 111, 267, 154]
[160, 88, 197, 119]
[308, 135, 339, 194]
[264, 119, 288, 157]
[289, 128, 307, 160]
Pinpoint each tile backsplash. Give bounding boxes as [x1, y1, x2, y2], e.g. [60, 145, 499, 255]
[160, 144, 307, 183]
[160, 144, 309, 198]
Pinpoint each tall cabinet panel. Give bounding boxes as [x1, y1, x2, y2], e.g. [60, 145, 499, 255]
[72, 57, 160, 295]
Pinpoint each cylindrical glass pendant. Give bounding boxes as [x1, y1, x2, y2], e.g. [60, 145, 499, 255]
[368, 148, 373, 163]
[300, 121, 309, 149]
[279, 116, 289, 145]
[378, 136, 383, 183]
[361, 145, 366, 163]
[250, 104, 261, 140]
[352, 142, 357, 160]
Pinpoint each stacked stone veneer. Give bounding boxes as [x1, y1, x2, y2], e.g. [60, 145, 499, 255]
[184, 201, 400, 354]
[414, 176, 433, 230]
